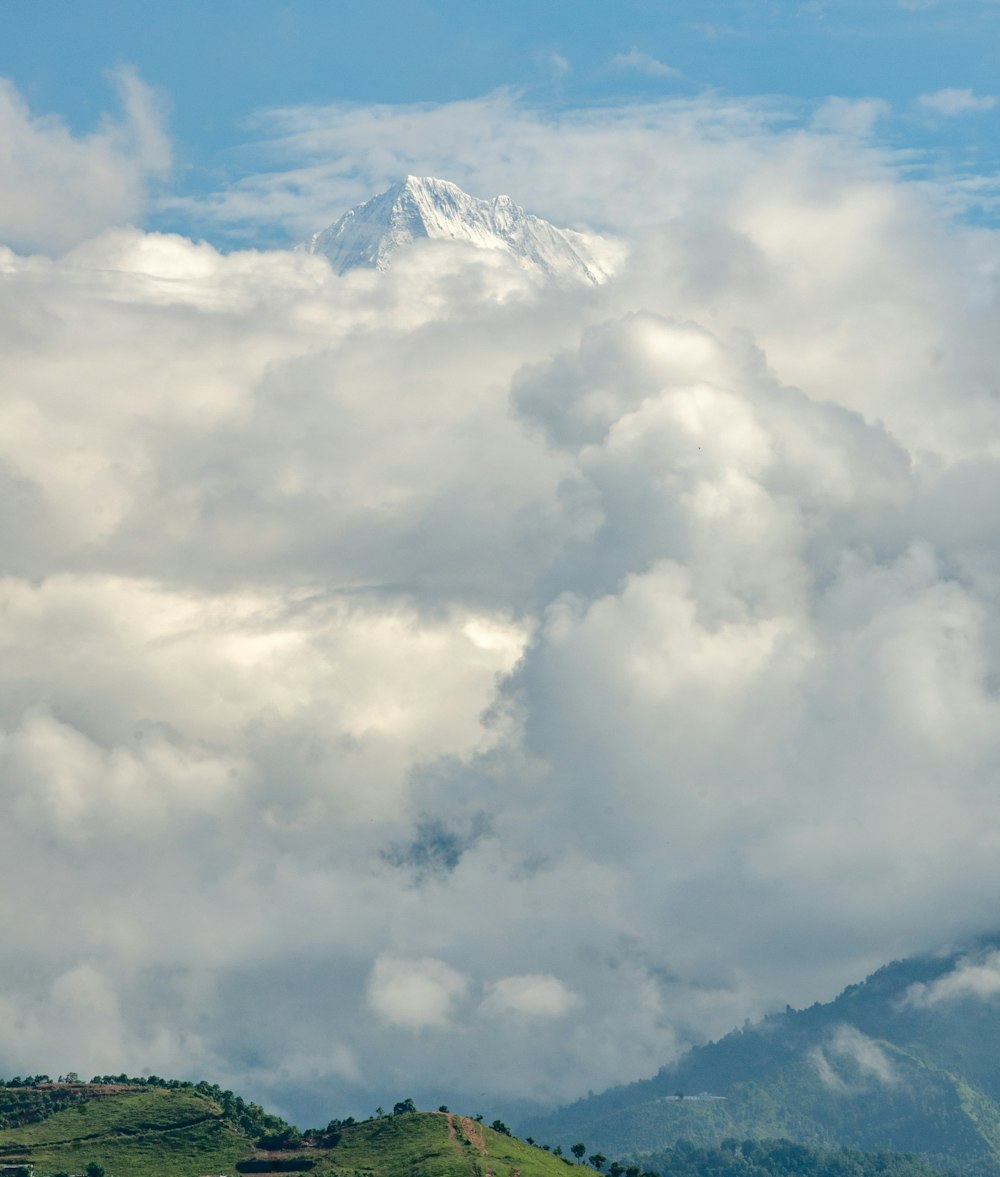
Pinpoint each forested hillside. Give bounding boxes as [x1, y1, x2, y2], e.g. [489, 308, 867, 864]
[520, 942, 1000, 1171]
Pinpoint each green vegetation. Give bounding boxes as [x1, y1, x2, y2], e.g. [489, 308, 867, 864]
[641, 1138, 951, 1177]
[293, 1109, 578, 1177]
[0, 1089, 610, 1177]
[0, 1081, 981, 1177]
[521, 941, 1000, 1172]
[0, 1086, 249, 1177]
[0, 1076, 288, 1140]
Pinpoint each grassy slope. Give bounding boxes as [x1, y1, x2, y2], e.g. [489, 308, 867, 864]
[0, 1094, 586, 1177]
[297, 1113, 585, 1177]
[0, 1087, 250, 1177]
[308, 1106, 581, 1177]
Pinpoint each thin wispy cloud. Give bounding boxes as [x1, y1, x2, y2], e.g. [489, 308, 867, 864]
[905, 951, 1000, 1007]
[689, 21, 749, 39]
[918, 87, 998, 115]
[548, 51, 572, 77]
[610, 48, 680, 78]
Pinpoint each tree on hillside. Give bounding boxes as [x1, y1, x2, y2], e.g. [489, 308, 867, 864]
[393, 1099, 417, 1115]
[588, 1155, 606, 1170]
[571, 1144, 587, 1160]
[256, 1125, 301, 1150]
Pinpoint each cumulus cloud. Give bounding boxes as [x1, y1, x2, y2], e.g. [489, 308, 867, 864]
[4, 83, 1000, 1125]
[367, 958, 469, 1030]
[481, 976, 581, 1019]
[0, 69, 170, 254]
[918, 88, 998, 116]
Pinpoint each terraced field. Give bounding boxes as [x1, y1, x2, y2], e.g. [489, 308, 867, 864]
[0, 1087, 248, 1177]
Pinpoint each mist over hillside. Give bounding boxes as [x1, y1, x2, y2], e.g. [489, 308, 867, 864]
[522, 940, 1000, 1171]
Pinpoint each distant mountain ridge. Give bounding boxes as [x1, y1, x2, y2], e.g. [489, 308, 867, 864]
[519, 940, 1000, 1173]
[302, 176, 622, 284]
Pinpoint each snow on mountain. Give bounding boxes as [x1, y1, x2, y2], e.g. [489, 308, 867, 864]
[302, 176, 623, 285]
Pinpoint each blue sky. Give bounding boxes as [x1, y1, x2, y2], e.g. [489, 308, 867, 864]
[3, 0, 1000, 242]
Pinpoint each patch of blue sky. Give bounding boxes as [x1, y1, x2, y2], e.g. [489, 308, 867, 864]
[2, 0, 998, 239]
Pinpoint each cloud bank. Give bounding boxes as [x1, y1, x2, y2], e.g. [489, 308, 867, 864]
[3, 80, 1000, 1125]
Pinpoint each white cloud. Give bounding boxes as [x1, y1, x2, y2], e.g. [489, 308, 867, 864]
[610, 49, 680, 78]
[905, 951, 1000, 1006]
[918, 88, 998, 116]
[0, 69, 169, 254]
[165, 91, 792, 244]
[367, 957, 469, 1030]
[481, 975, 581, 1019]
[811, 97, 891, 136]
[811, 1026, 897, 1091]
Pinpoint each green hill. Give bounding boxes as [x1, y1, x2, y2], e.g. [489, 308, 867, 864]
[296, 1109, 578, 1177]
[0, 1082, 280, 1177]
[0, 1085, 249, 1177]
[0, 1082, 965, 1177]
[0, 1088, 581, 1177]
[520, 941, 1000, 1173]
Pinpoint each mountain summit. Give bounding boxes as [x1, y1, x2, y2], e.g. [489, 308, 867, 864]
[303, 176, 620, 284]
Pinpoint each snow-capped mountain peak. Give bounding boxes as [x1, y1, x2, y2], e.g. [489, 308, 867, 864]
[302, 176, 621, 285]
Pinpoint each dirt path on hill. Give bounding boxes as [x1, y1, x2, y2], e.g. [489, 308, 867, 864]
[459, 1117, 488, 1155]
[446, 1113, 490, 1177]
